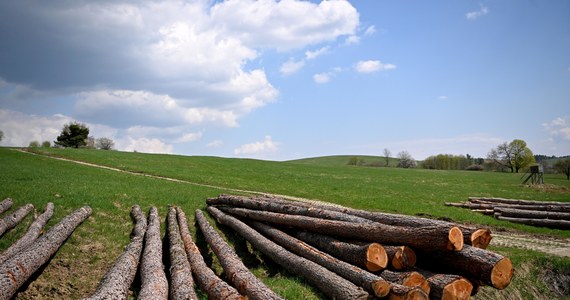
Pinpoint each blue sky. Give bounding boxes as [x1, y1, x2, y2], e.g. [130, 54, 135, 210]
[0, 0, 568, 161]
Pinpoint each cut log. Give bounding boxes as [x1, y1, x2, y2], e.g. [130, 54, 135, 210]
[380, 270, 431, 295]
[167, 206, 197, 300]
[0, 206, 91, 300]
[176, 208, 244, 300]
[384, 245, 417, 270]
[138, 207, 168, 300]
[292, 230, 388, 272]
[388, 284, 428, 300]
[248, 221, 390, 298]
[205, 207, 369, 300]
[496, 215, 570, 229]
[195, 209, 284, 300]
[494, 207, 570, 221]
[216, 206, 464, 252]
[0, 203, 34, 238]
[0, 203, 54, 265]
[84, 205, 147, 300]
[447, 201, 570, 213]
[0, 198, 12, 215]
[469, 197, 570, 207]
[417, 271, 473, 300]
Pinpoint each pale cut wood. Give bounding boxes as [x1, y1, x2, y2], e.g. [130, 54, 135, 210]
[387, 285, 428, 300]
[384, 245, 417, 270]
[0, 206, 91, 300]
[0, 204, 34, 238]
[380, 270, 431, 295]
[167, 206, 197, 300]
[138, 207, 168, 300]
[421, 272, 473, 300]
[0, 198, 12, 215]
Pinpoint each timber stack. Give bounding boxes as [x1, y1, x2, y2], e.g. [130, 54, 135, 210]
[446, 196, 570, 229]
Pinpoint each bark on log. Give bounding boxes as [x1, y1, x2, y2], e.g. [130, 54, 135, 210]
[292, 231, 388, 272]
[494, 207, 570, 221]
[495, 215, 570, 229]
[249, 221, 390, 298]
[0, 203, 54, 265]
[195, 209, 284, 300]
[0, 204, 34, 238]
[469, 197, 570, 207]
[446, 201, 570, 213]
[206, 206, 369, 300]
[417, 271, 473, 300]
[384, 245, 417, 270]
[84, 205, 147, 300]
[0, 206, 91, 300]
[138, 207, 168, 300]
[0, 198, 12, 215]
[176, 208, 244, 300]
[380, 270, 431, 295]
[388, 284, 428, 300]
[167, 206, 197, 300]
[217, 206, 464, 252]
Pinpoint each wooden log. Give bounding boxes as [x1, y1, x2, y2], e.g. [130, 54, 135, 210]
[0, 206, 91, 300]
[0, 204, 34, 238]
[138, 207, 168, 300]
[0, 203, 54, 265]
[205, 207, 369, 300]
[167, 206, 197, 300]
[84, 205, 147, 300]
[380, 270, 431, 295]
[0, 198, 12, 215]
[176, 208, 244, 300]
[416, 270, 473, 300]
[388, 284, 428, 300]
[494, 207, 570, 221]
[447, 201, 570, 213]
[195, 209, 284, 300]
[384, 245, 417, 270]
[248, 221, 391, 298]
[469, 197, 570, 207]
[496, 215, 570, 229]
[217, 206, 464, 252]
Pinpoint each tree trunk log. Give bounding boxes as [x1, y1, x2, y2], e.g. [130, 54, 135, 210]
[248, 221, 390, 298]
[206, 206, 369, 300]
[0, 204, 34, 238]
[469, 197, 570, 207]
[0, 203, 54, 265]
[216, 206, 464, 252]
[0, 198, 12, 215]
[494, 207, 570, 220]
[417, 245, 513, 289]
[388, 284, 428, 300]
[384, 245, 417, 270]
[447, 201, 570, 213]
[0, 206, 91, 300]
[292, 231, 388, 272]
[176, 208, 244, 300]
[167, 206, 197, 300]
[138, 207, 168, 300]
[195, 209, 284, 300]
[495, 215, 570, 229]
[380, 270, 431, 295]
[416, 271, 473, 300]
[84, 205, 147, 300]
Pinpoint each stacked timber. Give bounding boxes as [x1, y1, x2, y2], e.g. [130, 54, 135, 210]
[446, 197, 570, 229]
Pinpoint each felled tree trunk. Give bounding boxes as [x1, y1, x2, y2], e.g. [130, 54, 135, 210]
[384, 245, 417, 270]
[469, 197, 570, 207]
[249, 221, 390, 298]
[495, 215, 570, 229]
[216, 206, 464, 252]
[206, 206, 369, 300]
[0, 198, 13, 215]
[447, 201, 570, 213]
[0, 203, 54, 265]
[388, 284, 428, 300]
[176, 208, 244, 300]
[0, 206, 91, 300]
[84, 205, 147, 300]
[380, 270, 430, 295]
[0, 203, 34, 237]
[416, 270, 473, 300]
[167, 206, 197, 300]
[195, 209, 284, 300]
[494, 207, 570, 220]
[138, 207, 168, 300]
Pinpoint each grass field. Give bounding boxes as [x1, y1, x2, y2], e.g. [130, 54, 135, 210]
[1, 147, 569, 299]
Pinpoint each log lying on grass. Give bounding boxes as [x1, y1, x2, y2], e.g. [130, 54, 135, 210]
[195, 209, 284, 300]
[0, 203, 54, 265]
[176, 208, 244, 300]
[494, 207, 570, 221]
[0, 203, 34, 238]
[446, 201, 570, 213]
[495, 216, 570, 230]
[138, 207, 168, 300]
[216, 206, 464, 252]
[0, 198, 13, 215]
[469, 197, 570, 207]
[84, 205, 147, 300]
[0, 206, 91, 300]
[206, 206, 369, 300]
[415, 270, 473, 300]
[167, 206, 197, 300]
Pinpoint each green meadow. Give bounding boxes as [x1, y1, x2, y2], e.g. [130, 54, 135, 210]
[1, 147, 569, 299]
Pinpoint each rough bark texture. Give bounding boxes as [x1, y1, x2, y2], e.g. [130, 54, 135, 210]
[469, 197, 570, 207]
[293, 231, 388, 272]
[249, 221, 390, 298]
[176, 208, 244, 300]
[495, 215, 570, 229]
[0, 203, 34, 238]
[195, 209, 284, 300]
[138, 207, 168, 300]
[494, 207, 570, 220]
[0, 206, 91, 300]
[84, 205, 147, 300]
[0, 198, 12, 215]
[0, 203, 54, 265]
[167, 206, 197, 300]
[384, 245, 417, 270]
[217, 206, 463, 252]
[446, 201, 570, 213]
[380, 270, 431, 295]
[206, 206, 369, 300]
[420, 272, 473, 300]
[388, 284, 428, 300]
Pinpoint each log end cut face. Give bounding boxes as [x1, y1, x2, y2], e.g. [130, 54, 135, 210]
[441, 278, 473, 300]
[491, 257, 514, 289]
[402, 272, 430, 295]
[471, 229, 492, 249]
[366, 243, 388, 272]
[407, 287, 429, 300]
[448, 227, 464, 251]
[392, 246, 417, 270]
[372, 279, 391, 298]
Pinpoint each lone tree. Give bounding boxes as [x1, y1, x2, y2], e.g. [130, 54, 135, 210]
[488, 139, 535, 173]
[554, 158, 570, 180]
[397, 151, 416, 168]
[96, 137, 115, 150]
[0, 130, 3, 143]
[54, 122, 90, 148]
[383, 148, 391, 166]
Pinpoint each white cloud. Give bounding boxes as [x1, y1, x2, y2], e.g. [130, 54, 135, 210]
[305, 46, 329, 60]
[280, 58, 305, 76]
[313, 73, 332, 84]
[466, 5, 489, 20]
[355, 60, 396, 73]
[0, 109, 72, 147]
[344, 35, 360, 45]
[175, 132, 202, 143]
[234, 135, 279, 156]
[120, 137, 173, 154]
[364, 25, 376, 36]
[543, 116, 570, 141]
[438, 96, 449, 101]
[207, 140, 223, 148]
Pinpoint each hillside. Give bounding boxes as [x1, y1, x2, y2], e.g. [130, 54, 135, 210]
[288, 155, 400, 167]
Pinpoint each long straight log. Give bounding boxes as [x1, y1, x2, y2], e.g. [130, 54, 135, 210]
[469, 197, 570, 207]
[195, 210, 284, 300]
[0, 206, 91, 300]
[446, 201, 570, 213]
[380, 270, 431, 295]
[0, 204, 34, 238]
[205, 207, 369, 300]
[217, 206, 464, 252]
[494, 207, 570, 220]
[0, 198, 12, 215]
[249, 221, 391, 298]
[84, 205, 147, 300]
[138, 207, 168, 300]
[176, 208, 244, 300]
[415, 270, 473, 300]
[167, 206, 197, 300]
[384, 245, 417, 270]
[495, 215, 570, 229]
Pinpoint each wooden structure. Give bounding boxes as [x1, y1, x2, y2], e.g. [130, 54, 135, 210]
[522, 165, 543, 185]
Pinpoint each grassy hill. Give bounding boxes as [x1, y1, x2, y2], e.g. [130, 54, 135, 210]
[288, 154, 400, 167]
[1, 147, 569, 299]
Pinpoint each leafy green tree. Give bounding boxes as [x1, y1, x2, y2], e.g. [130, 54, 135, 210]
[397, 151, 416, 168]
[42, 141, 51, 148]
[554, 158, 570, 180]
[54, 122, 90, 148]
[28, 140, 40, 148]
[0, 130, 3, 143]
[488, 139, 535, 173]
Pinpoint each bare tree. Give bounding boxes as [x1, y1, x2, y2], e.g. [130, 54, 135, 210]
[0, 130, 3, 143]
[554, 158, 570, 180]
[383, 148, 391, 167]
[397, 151, 416, 168]
[96, 137, 115, 150]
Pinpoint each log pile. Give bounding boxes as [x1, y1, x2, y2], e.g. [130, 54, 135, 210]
[446, 197, 570, 229]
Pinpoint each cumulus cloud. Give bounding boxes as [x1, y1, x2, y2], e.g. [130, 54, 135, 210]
[120, 137, 173, 154]
[0, 109, 72, 147]
[280, 59, 306, 76]
[305, 46, 329, 60]
[364, 25, 376, 36]
[313, 73, 332, 84]
[466, 5, 489, 20]
[355, 60, 396, 73]
[234, 136, 279, 156]
[543, 117, 570, 141]
[207, 140, 223, 148]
